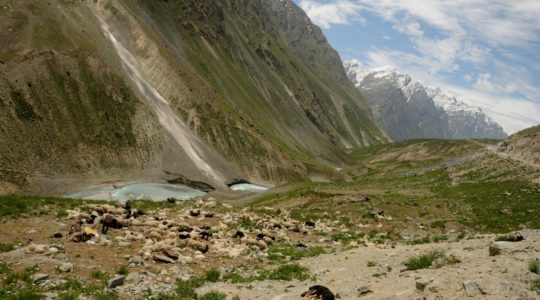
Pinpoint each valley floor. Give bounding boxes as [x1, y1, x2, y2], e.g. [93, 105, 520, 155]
[0, 138, 539, 299]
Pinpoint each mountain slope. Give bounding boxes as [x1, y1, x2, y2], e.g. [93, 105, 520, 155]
[499, 125, 540, 169]
[0, 0, 386, 194]
[344, 60, 507, 142]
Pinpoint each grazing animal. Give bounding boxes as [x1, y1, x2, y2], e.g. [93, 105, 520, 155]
[301, 285, 335, 300]
[179, 232, 190, 240]
[233, 231, 245, 238]
[125, 202, 132, 218]
[178, 225, 193, 232]
[87, 215, 97, 225]
[101, 214, 122, 234]
[200, 230, 213, 240]
[305, 221, 316, 228]
[507, 233, 524, 242]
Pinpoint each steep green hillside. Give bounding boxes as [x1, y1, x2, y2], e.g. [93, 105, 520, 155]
[0, 0, 386, 194]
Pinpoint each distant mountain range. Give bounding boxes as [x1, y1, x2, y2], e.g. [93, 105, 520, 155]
[344, 60, 507, 141]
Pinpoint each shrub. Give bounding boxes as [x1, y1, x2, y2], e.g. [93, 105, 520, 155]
[531, 278, 540, 293]
[266, 264, 310, 281]
[117, 265, 129, 276]
[268, 244, 327, 262]
[175, 277, 205, 299]
[404, 251, 445, 270]
[199, 291, 227, 300]
[0, 243, 14, 253]
[205, 268, 221, 282]
[529, 260, 540, 274]
[367, 261, 377, 267]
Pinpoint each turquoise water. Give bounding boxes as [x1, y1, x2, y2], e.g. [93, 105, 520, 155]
[64, 182, 206, 201]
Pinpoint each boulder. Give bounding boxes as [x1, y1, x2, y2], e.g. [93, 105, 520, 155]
[128, 257, 143, 266]
[463, 280, 482, 297]
[32, 273, 49, 283]
[108, 275, 126, 289]
[153, 254, 175, 264]
[58, 262, 73, 273]
[489, 241, 515, 256]
[415, 277, 433, 291]
[357, 285, 373, 296]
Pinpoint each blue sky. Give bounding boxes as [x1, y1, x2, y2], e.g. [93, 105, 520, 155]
[295, 0, 540, 134]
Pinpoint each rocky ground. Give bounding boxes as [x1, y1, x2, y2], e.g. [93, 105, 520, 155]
[0, 196, 539, 299]
[198, 230, 540, 299]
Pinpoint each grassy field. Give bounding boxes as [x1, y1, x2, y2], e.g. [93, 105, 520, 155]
[247, 139, 540, 235]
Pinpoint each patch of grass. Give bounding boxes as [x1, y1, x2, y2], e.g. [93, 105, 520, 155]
[91, 270, 109, 281]
[59, 290, 81, 300]
[199, 291, 227, 300]
[0, 262, 10, 274]
[175, 277, 205, 299]
[205, 268, 221, 282]
[404, 250, 445, 270]
[93, 292, 119, 300]
[116, 265, 129, 276]
[531, 278, 540, 294]
[268, 244, 327, 262]
[1, 286, 42, 300]
[0, 243, 14, 253]
[430, 220, 445, 229]
[330, 232, 364, 245]
[56, 209, 68, 218]
[265, 263, 310, 281]
[529, 260, 540, 274]
[408, 236, 431, 245]
[4, 265, 37, 285]
[495, 234, 511, 241]
[432, 235, 448, 243]
[236, 219, 261, 230]
[367, 261, 377, 267]
[223, 263, 311, 283]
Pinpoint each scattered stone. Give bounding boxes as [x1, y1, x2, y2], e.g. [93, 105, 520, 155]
[357, 285, 373, 296]
[118, 241, 132, 247]
[463, 280, 482, 297]
[153, 254, 175, 264]
[108, 275, 126, 289]
[58, 262, 73, 273]
[32, 273, 49, 283]
[489, 241, 514, 256]
[415, 277, 433, 291]
[128, 257, 143, 266]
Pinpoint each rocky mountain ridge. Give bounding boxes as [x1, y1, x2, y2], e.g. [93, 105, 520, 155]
[0, 0, 386, 194]
[344, 60, 507, 141]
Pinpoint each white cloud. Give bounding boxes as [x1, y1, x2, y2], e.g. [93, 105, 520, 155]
[474, 74, 497, 93]
[297, 0, 364, 29]
[298, 0, 540, 133]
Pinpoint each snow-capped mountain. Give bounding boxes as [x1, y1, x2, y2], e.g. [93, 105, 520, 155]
[344, 60, 507, 141]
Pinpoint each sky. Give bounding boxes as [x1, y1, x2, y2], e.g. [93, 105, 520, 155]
[294, 0, 540, 134]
